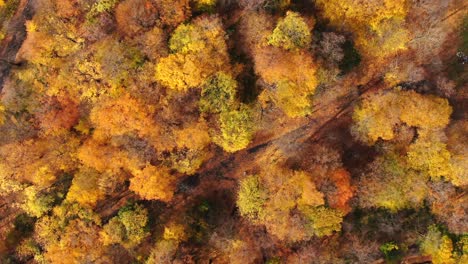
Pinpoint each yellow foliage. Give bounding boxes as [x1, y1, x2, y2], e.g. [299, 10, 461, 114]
[315, 0, 410, 59]
[163, 223, 187, 242]
[156, 16, 230, 91]
[352, 89, 453, 144]
[358, 154, 428, 212]
[237, 175, 267, 219]
[420, 226, 456, 264]
[0, 104, 5, 126]
[129, 165, 176, 202]
[238, 167, 334, 241]
[169, 24, 206, 54]
[253, 47, 317, 117]
[175, 121, 211, 148]
[407, 139, 459, 185]
[273, 80, 313, 117]
[66, 167, 105, 208]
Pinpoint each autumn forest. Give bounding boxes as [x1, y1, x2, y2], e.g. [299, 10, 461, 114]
[0, 0, 467, 263]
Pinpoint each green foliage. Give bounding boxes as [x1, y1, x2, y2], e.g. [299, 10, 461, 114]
[0, 0, 20, 24]
[214, 105, 255, 152]
[86, 0, 119, 22]
[194, 0, 217, 12]
[101, 204, 149, 248]
[21, 186, 54, 218]
[339, 40, 361, 73]
[268, 11, 312, 50]
[380, 242, 401, 262]
[169, 24, 205, 54]
[359, 154, 429, 212]
[237, 175, 267, 219]
[420, 225, 456, 264]
[299, 205, 343, 237]
[199, 72, 238, 114]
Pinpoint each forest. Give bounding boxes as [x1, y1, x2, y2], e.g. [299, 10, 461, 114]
[0, 0, 466, 263]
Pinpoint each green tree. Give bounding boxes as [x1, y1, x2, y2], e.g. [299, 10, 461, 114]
[358, 153, 428, 212]
[420, 226, 456, 264]
[214, 105, 255, 152]
[199, 72, 238, 114]
[101, 204, 149, 248]
[268, 11, 312, 50]
[237, 175, 267, 219]
[299, 205, 343, 237]
[21, 186, 54, 218]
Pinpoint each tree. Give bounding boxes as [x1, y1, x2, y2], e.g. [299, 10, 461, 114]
[199, 72, 238, 114]
[194, 0, 216, 12]
[0, 136, 79, 189]
[90, 92, 161, 144]
[407, 139, 454, 182]
[315, 0, 410, 60]
[35, 95, 80, 136]
[20, 186, 54, 218]
[420, 226, 456, 264]
[253, 46, 318, 117]
[298, 205, 343, 237]
[352, 89, 452, 145]
[129, 165, 177, 202]
[358, 153, 428, 212]
[101, 204, 149, 248]
[272, 80, 313, 117]
[0, 103, 5, 125]
[155, 16, 230, 91]
[237, 167, 341, 242]
[214, 105, 255, 152]
[268, 11, 312, 51]
[66, 167, 105, 208]
[34, 202, 105, 264]
[237, 175, 267, 219]
[115, 0, 157, 37]
[166, 121, 212, 174]
[154, 0, 191, 28]
[428, 182, 468, 234]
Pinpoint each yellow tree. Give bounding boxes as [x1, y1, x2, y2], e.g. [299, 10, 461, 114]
[254, 46, 318, 117]
[155, 16, 231, 91]
[168, 121, 212, 174]
[315, 0, 410, 60]
[237, 168, 342, 242]
[352, 88, 452, 145]
[66, 167, 106, 208]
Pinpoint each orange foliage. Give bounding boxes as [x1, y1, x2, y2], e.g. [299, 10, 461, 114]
[129, 165, 177, 202]
[77, 139, 144, 174]
[36, 95, 80, 135]
[0, 136, 79, 188]
[155, 0, 191, 28]
[115, 0, 157, 37]
[90, 93, 163, 147]
[328, 169, 354, 214]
